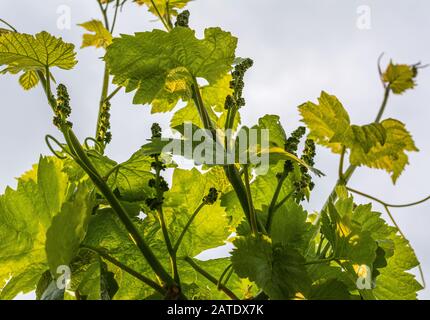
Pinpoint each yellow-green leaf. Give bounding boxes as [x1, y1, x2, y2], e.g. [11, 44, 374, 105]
[0, 31, 77, 73]
[134, 0, 190, 18]
[383, 62, 417, 95]
[299, 92, 418, 183]
[19, 70, 39, 90]
[349, 119, 418, 183]
[78, 20, 113, 49]
[299, 91, 351, 153]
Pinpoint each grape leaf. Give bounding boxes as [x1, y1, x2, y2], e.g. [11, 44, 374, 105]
[298, 91, 351, 153]
[254, 114, 287, 148]
[321, 199, 377, 266]
[309, 279, 352, 300]
[372, 235, 423, 300]
[179, 258, 256, 300]
[349, 119, 418, 183]
[105, 26, 237, 111]
[19, 70, 39, 90]
[299, 92, 418, 182]
[0, 31, 77, 72]
[83, 208, 167, 299]
[231, 235, 311, 299]
[171, 74, 237, 129]
[383, 62, 417, 94]
[351, 202, 422, 299]
[45, 183, 94, 278]
[134, 0, 191, 18]
[0, 157, 69, 299]
[270, 200, 316, 254]
[163, 168, 229, 257]
[78, 20, 113, 49]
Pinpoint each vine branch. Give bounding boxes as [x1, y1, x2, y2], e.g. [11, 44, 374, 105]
[81, 245, 167, 295]
[184, 257, 239, 300]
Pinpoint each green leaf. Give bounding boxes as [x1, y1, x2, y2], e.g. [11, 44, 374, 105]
[19, 70, 39, 90]
[309, 279, 352, 300]
[179, 258, 256, 300]
[78, 20, 113, 49]
[0, 264, 46, 300]
[270, 200, 316, 254]
[134, 0, 191, 18]
[383, 62, 417, 94]
[0, 157, 69, 299]
[231, 235, 311, 299]
[321, 198, 377, 266]
[171, 74, 236, 129]
[349, 119, 418, 183]
[320, 196, 423, 299]
[106, 150, 156, 201]
[351, 203, 422, 299]
[0, 31, 77, 73]
[35, 270, 52, 300]
[45, 183, 95, 277]
[163, 168, 229, 256]
[105, 26, 237, 111]
[299, 91, 351, 153]
[83, 209, 165, 299]
[300, 91, 418, 182]
[373, 235, 423, 300]
[0, 28, 12, 36]
[254, 115, 287, 148]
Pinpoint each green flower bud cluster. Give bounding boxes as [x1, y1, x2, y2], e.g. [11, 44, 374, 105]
[203, 187, 218, 205]
[96, 101, 112, 144]
[224, 58, 254, 110]
[284, 126, 306, 155]
[294, 139, 316, 201]
[146, 123, 169, 210]
[146, 169, 169, 210]
[53, 84, 72, 129]
[279, 126, 306, 179]
[175, 10, 190, 28]
[151, 123, 162, 139]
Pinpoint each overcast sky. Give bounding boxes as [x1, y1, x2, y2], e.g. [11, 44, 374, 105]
[1, 0, 429, 299]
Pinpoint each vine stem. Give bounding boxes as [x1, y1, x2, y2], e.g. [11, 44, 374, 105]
[97, 0, 110, 31]
[304, 257, 334, 266]
[217, 264, 233, 289]
[81, 245, 167, 295]
[273, 190, 295, 212]
[184, 257, 239, 300]
[190, 76, 253, 228]
[338, 146, 346, 181]
[150, 0, 171, 31]
[105, 86, 122, 102]
[266, 173, 287, 233]
[173, 202, 205, 253]
[243, 165, 258, 235]
[0, 18, 17, 32]
[346, 187, 430, 209]
[37, 70, 181, 296]
[110, 0, 121, 33]
[152, 154, 179, 285]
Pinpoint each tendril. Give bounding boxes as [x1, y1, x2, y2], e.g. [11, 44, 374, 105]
[45, 135, 72, 160]
[84, 136, 104, 152]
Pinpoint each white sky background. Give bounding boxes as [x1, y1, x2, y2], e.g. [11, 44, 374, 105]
[0, 0, 429, 299]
